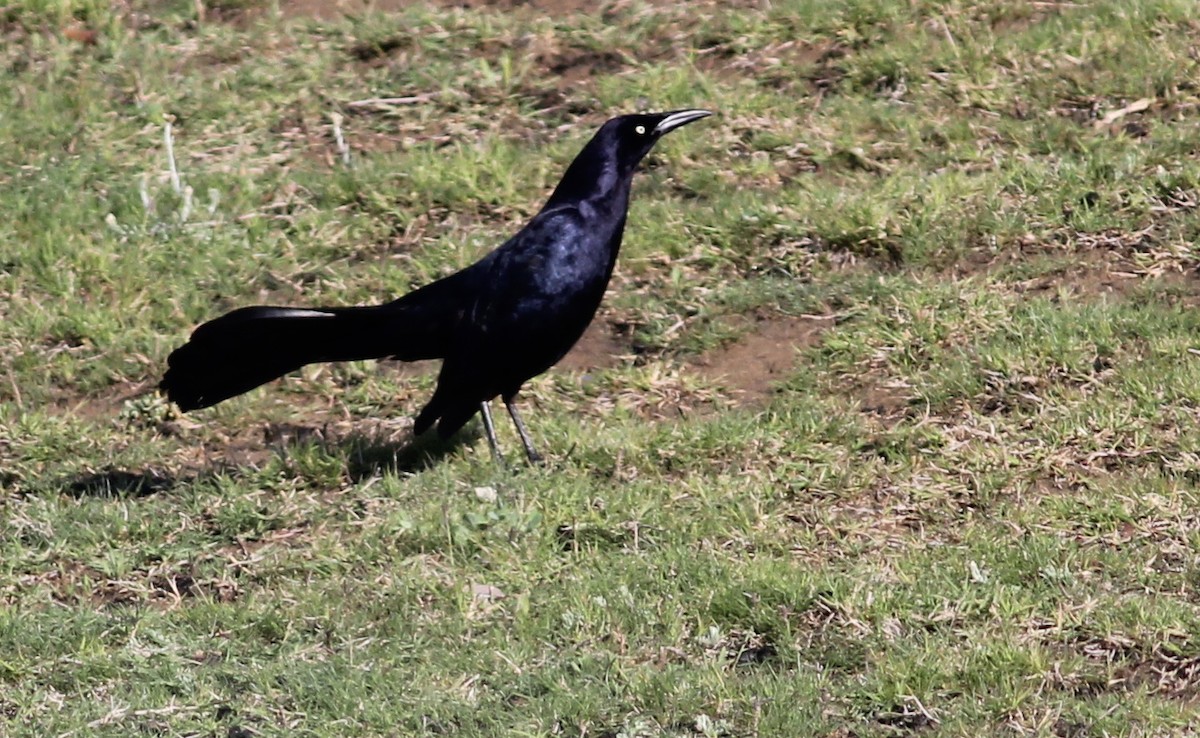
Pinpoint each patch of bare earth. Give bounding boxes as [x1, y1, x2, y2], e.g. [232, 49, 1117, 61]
[558, 321, 628, 372]
[692, 313, 829, 406]
[44, 380, 147, 419]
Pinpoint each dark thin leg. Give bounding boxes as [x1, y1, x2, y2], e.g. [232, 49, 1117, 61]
[504, 397, 542, 464]
[479, 401, 504, 462]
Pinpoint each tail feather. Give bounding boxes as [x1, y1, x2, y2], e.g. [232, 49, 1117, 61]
[162, 303, 439, 411]
[162, 266, 483, 412]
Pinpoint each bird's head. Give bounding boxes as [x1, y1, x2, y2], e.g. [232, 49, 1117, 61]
[545, 109, 713, 207]
[601, 109, 713, 172]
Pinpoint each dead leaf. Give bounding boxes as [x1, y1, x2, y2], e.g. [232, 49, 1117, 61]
[1094, 98, 1152, 129]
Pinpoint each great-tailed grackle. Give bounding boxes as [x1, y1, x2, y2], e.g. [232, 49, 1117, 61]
[161, 109, 712, 462]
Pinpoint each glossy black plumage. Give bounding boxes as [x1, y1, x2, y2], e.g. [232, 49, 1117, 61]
[160, 109, 712, 460]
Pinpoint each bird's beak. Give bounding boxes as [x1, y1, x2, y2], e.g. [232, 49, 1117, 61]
[653, 109, 713, 136]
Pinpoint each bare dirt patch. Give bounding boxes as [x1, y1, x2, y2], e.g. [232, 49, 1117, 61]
[558, 321, 629, 372]
[693, 313, 829, 405]
[46, 380, 146, 420]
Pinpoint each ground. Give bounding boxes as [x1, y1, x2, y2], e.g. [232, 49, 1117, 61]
[3, 0, 1200, 736]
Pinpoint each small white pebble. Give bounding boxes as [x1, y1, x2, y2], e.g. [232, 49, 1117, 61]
[474, 486, 498, 503]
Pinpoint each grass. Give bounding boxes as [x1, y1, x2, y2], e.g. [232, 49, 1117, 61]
[4, 0, 1200, 735]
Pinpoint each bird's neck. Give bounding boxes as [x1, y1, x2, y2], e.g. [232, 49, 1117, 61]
[544, 150, 633, 213]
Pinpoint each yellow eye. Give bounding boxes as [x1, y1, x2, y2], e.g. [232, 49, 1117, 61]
[635, 125, 646, 135]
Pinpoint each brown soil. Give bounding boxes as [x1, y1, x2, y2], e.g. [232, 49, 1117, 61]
[693, 314, 829, 405]
[558, 321, 628, 372]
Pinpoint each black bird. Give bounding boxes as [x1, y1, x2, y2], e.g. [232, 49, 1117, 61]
[161, 109, 712, 462]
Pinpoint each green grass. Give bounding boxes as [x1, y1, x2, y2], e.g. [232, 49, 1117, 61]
[4, 0, 1200, 735]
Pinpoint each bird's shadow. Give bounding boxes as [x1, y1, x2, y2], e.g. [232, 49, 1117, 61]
[341, 426, 477, 481]
[65, 467, 180, 498]
[59, 426, 479, 499]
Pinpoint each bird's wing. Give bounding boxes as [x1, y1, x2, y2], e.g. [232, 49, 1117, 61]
[466, 206, 609, 328]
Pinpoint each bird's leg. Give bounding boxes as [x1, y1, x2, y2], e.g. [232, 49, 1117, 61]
[478, 400, 504, 463]
[503, 396, 543, 464]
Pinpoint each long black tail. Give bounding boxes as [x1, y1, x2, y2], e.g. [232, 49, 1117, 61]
[160, 305, 424, 411]
[162, 267, 479, 411]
